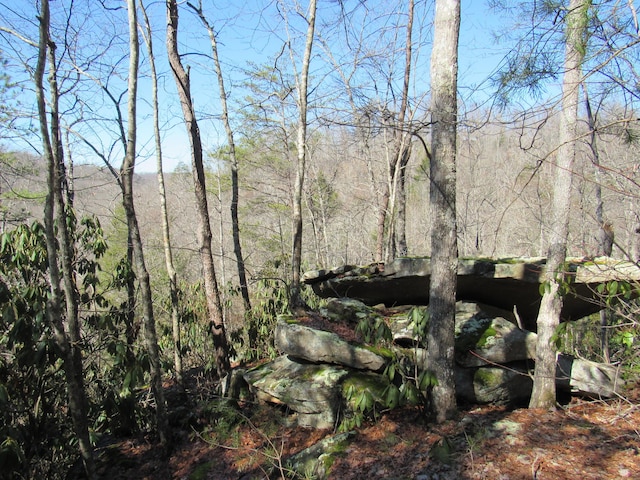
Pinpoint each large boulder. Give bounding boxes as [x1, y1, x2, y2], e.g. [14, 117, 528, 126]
[454, 302, 537, 367]
[243, 355, 349, 429]
[274, 316, 387, 371]
[455, 365, 533, 405]
[241, 297, 621, 429]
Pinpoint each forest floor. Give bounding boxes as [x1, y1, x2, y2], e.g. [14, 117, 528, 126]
[90, 372, 640, 480]
[90, 307, 640, 479]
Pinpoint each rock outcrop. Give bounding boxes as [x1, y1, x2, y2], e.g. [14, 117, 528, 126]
[303, 257, 640, 331]
[242, 298, 620, 430]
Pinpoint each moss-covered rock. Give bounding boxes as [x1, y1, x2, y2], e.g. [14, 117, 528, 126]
[243, 355, 350, 428]
[274, 317, 387, 371]
[455, 366, 534, 404]
[283, 431, 355, 480]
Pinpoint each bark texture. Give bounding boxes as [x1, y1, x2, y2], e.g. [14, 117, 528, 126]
[35, 0, 95, 475]
[530, 0, 591, 409]
[166, 0, 230, 377]
[427, 0, 461, 423]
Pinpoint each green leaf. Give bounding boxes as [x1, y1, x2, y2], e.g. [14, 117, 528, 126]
[385, 363, 395, 382]
[419, 370, 439, 390]
[539, 281, 548, 296]
[0, 384, 8, 404]
[385, 385, 400, 409]
[621, 331, 634, 348]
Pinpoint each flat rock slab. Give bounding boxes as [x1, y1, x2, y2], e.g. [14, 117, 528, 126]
[303, 257, 640, 330]
[556, 354, 622, 398]
[275, 316, 387, 371]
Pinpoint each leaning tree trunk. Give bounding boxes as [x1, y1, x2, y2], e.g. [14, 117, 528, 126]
[427, 0, 460, 423]
[35, 1, 95, 476]
[189, 1, 252, 313]
[121, 0, 169, 446]
[530, 0, 590, 409]
[166, 0, 230, 378]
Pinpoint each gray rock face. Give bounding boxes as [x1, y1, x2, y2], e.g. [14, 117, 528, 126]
[243, 355, 349, 429]
[304, 257, 640, 331]
[455, 365, 533, 404]
[556, 354, 621, 398]
[454, 304, 537, 368]
[320, 297, 377, 324]
[275, 317, 387, 371]
[283, 431, 356, 479]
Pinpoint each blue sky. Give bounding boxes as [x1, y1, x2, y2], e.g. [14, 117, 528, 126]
[0, 0, 601, 173]
[149, 0, 511, 173]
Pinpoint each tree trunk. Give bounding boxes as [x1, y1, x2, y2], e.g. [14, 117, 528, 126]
[35, 1, 95, 476]
[427, 0, 460, 424]
[375, 0, 414, 263]
[189, 1, 252, 313]
[121, 0, 170, 446]
[139, 0, 183, 383]
[396, 144, 412, 256]
[375, 166, 393, 263]
[530, 0, 590, 409]
[166, 0, 230, 377]
[290, 0, 317, 309]
[394, 0, 414, 258]
[584, 87, 612, 363]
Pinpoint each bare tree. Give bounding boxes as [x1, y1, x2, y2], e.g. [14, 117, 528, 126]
[166, 0, 230, 377]
[530, 0, 591, 409]
[288, 0, 317, 309]
[120, 0, 170, 445]
[34, 0, 95, 475]
[391, 0, 415, 258]
[426, 0, 460, 423]
[583, 86, 614, 363]
[139, 0, 183, 383]
[375, 0, 415, 262]
[187, 0, 252, 313]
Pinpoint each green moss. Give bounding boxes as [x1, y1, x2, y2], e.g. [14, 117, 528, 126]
[341, 372, 390, 408]
[455, 317, 493, 351]
[362, 344, 394, 358]
[279, 314, 299, 324]
[299, 364, 330, 381]
[189, 461, 214, 480]
[476, 327, 498, 348]
[342, 372, 388, 393]
[474, 368, 503, 388]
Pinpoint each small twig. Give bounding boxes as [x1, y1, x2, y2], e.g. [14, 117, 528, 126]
[513, 305, 524, 330]
[531, 454, 542, 479]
